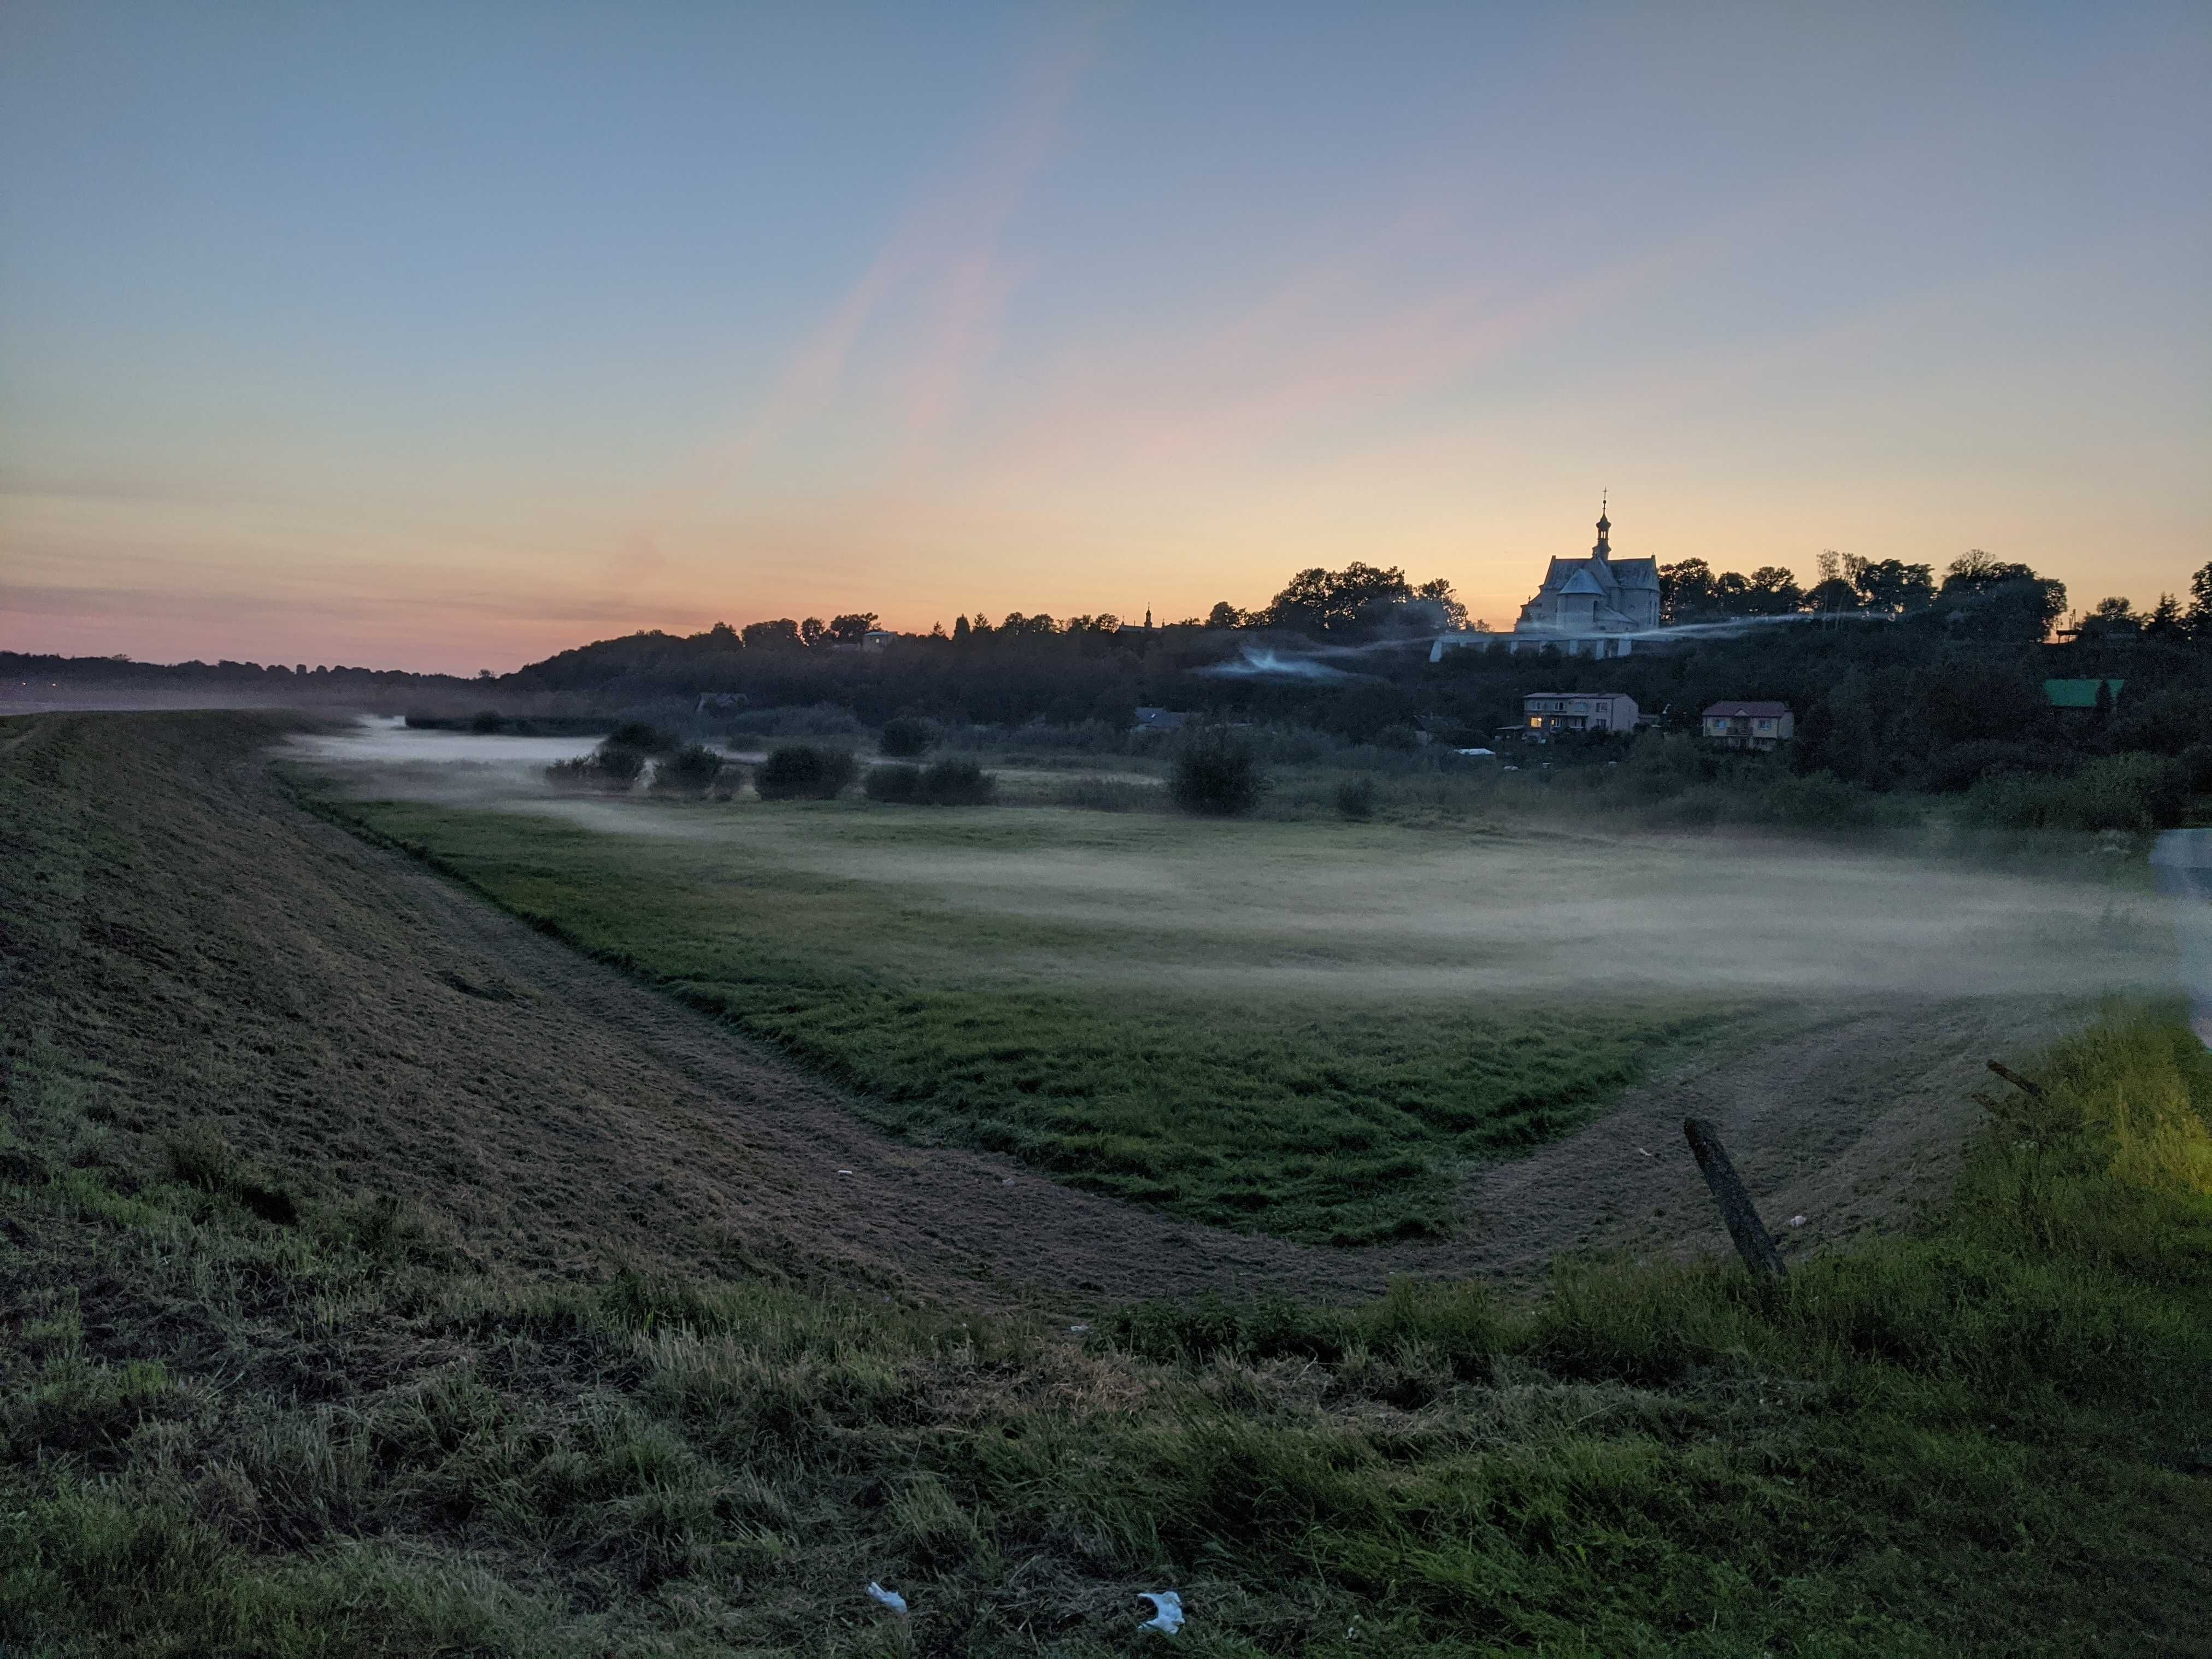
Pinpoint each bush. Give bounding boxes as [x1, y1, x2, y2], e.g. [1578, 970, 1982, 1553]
[469, 710, 505, 734]
[755, 744, 857, 801]
[919, 756, 993, 805]
[864, 758, 995, 805]
[650, 745, 724, 796]
[879, 716, 932, 758]
[546, 743, 648, 792]
[863, 763, 922, 803]
[1967, 752, 2188, 832]
[1169, 728, 1269, 817]
[1334, 776, 1376, 820]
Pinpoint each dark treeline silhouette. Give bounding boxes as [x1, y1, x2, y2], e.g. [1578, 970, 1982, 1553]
[13, 554, 2211, 810]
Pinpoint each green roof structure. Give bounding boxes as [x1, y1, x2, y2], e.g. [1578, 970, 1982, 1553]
[2043, 678, 2124, 709]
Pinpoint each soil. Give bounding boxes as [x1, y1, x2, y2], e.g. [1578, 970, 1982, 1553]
[13, 713, 2071, 1316]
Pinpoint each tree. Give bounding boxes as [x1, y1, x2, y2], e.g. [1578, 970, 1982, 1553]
[1742, 567, 1804, 615]
[2078, 597, 2140, 643]
[1263, 562, 1414, 634]
[952, 614, 971, 642]
[799, 617, 827, 646]
[1204, 601, 1246, 630]
[827, 613, 879, 644]
[2144, 594, 2183, 640]
[741, 619, 801, 649]
[1934, 552, 2067, 641]
[1806, 576, 1860, 614]
[1413, 577, 1469, 630]
[1844, 556, 1934, 615]
[2186, 562, 2212, 641]
[1657, 558, 1715, 622]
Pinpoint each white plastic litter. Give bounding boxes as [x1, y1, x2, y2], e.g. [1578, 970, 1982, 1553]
[1789, 1215, 1807, 1228]
[1138, 1590, 1184, 1633]
[866, 1581, 908, 1615]
[1068, 1323, 1090, 1334]
[837, 1169, 854, 1176]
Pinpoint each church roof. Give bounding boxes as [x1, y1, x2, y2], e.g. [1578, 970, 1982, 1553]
[1559, 568, 1607, 596]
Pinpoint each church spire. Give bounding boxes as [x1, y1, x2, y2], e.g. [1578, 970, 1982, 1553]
[1593, 493, 1611, 558]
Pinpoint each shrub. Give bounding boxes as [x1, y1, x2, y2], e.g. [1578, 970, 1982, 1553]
[650, 745, 725, 796]
[546, 743, 648, 792]
[864, 758, 995, 805]
[920, 756, 993, 805]
[469, 710, 505, 734]
[1169, 727, 1269, 817]
[755, 744, 857, 801]
[863, 764, 922, 803]
[1967, 752, 2187, 832]
[1334, 776, 1377, 820]
[879, 716, 932, 758]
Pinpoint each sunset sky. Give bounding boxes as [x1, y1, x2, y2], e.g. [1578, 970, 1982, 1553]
[5, 3, 2208, 673]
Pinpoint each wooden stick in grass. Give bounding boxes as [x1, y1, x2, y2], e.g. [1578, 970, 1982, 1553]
[1985, 1059, 2045, 1100]
[1682, 1117, 1787, 1283]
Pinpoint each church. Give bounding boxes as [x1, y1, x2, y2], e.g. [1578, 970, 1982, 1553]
[1431, 503, 1663, 662]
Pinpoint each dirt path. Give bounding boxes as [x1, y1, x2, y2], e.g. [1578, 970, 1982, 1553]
[13, 713, 2065, 1316]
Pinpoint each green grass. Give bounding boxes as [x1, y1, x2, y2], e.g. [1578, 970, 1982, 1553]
[308, 790, 1729, 1245]
[7, 714, 2212, 1654]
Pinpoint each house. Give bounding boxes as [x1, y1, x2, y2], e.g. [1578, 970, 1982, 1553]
[861, 629, 898, 652]
[1432, 502, 1664, 662]
[1522, 691, 1639, 740]
[2044, 678, 2124, 711]
[1701, 701, 1794, 750]
[1131, 707, 1191, 735]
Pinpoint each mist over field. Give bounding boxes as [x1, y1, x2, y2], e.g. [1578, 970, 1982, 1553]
[293, 719, 2173, 1008]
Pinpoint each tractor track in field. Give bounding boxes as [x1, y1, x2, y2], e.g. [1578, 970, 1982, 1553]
[11, 712, 2070, 1316]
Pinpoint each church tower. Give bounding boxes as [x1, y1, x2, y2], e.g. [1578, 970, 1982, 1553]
[1592, 495, 1610, 561]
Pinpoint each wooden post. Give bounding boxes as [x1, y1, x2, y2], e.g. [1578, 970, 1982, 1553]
[1985, 1059, 2045, 1100]
[1681, 1117, 1787, 1282]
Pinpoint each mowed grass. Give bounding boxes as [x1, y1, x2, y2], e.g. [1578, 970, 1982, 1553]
[7, 715, 2212, 1655]
[313, 790, 1728, 1244]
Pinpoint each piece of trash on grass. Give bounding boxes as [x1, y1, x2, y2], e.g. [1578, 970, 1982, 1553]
[866, 1581, 907, 1615]
[1636, 1146, 1654, 1157]
[1138, 1590, 1184, 1633]
[1002, 1176, 1016, 1185]
[837, 1169, 853, 1176]
[1068, 1323, 1090, 1334]
[1789, 1215, 1807, 1228]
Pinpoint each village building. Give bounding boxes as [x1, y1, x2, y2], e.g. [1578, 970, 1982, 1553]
[1701, 701, 1794, 750]
[1431, 502, 1665, 662]
[1523, 690, 1639, 740]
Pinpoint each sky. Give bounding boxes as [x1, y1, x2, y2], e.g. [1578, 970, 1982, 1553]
[4, 3, 2208, 674]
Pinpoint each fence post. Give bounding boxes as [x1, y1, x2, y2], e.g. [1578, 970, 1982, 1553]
[1681, 1117, 1787, 1282]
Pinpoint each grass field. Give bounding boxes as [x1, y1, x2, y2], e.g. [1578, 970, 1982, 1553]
[7, 715, 2212, 1656]
[299, 739, 2162, 1249]
[309, 789, 1742, 1245]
